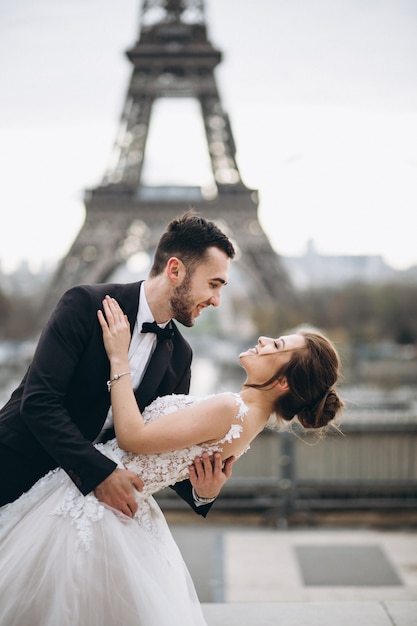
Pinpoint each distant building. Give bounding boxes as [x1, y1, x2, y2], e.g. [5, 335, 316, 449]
[282, 239, 415, 289]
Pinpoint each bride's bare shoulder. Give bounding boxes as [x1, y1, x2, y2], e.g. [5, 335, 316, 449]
[201, 392, 245, 418]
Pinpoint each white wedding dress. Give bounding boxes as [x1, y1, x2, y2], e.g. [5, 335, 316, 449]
[0, 393, 249, 626]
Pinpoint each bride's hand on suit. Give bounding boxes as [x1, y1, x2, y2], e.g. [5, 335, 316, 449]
[97, 295, 131, 364]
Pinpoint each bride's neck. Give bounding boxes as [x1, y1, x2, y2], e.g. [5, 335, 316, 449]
[239, 387, 275, 425]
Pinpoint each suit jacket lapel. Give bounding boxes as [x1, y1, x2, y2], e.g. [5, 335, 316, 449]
[118, 281, 176, 409]
[118, 281, 142, 329]
[135, 338, 173, 410]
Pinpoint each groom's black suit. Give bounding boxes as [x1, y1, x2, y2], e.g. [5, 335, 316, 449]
[0, 281, 212, 515]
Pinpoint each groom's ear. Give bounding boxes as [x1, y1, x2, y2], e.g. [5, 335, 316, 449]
[166, 257, 186, 284]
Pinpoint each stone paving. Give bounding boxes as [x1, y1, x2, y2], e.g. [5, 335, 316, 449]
[201, 601, 416, 625]
[170, 516, 417, 625]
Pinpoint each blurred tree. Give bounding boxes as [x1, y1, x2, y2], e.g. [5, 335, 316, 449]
[0, 289, 12, 337]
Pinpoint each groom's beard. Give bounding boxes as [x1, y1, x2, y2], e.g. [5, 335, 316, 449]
[170, 275, 195, 327]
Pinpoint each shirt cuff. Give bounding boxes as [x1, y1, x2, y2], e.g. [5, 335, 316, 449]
[192, 487, 216, 507]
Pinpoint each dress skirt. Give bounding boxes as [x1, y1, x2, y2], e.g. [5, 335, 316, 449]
[0, 468, 207, 626]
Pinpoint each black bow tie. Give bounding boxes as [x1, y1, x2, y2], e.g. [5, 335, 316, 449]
[141, 321, 173, 341]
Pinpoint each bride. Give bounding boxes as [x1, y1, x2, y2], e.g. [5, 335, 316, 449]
[0, 296, 343, 625]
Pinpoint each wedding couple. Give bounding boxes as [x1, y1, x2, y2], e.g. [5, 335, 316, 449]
[0, 211, 343, 625]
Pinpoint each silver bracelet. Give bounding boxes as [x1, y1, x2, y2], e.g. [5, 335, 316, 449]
[107, 371, 131, 392]
[192, 487, 216, 505]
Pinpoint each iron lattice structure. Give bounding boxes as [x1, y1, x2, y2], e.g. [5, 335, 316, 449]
[40, 0, 292, 321]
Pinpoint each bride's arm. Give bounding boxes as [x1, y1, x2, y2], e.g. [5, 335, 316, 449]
[98, 296, 237, 455]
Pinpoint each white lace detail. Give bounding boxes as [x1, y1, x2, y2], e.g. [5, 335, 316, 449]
[52, 485, 105, 551]
[49, 393, 249, 550]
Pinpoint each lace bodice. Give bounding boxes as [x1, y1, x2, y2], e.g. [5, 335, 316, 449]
[101, 392, 249, 497]
[0, 393, 249, 552]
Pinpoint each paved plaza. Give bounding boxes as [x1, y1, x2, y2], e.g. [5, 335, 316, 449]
[169, 515, 417, 625]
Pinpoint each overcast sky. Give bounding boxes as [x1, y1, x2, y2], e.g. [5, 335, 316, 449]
[1, 0, 417, 273]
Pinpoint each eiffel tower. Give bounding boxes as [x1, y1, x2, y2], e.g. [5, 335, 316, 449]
[40, 0, 292, 324]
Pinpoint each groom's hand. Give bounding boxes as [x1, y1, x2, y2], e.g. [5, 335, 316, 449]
[189, 452, 236, 500]
[94, 468, 144, 517]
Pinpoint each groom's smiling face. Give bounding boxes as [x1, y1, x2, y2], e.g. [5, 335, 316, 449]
[170, 247, 230, 327]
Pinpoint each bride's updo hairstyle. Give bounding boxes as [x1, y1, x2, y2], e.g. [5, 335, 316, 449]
[275, 328, 344, 429]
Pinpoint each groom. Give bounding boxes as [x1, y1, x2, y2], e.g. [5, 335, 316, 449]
[0, 211, 236, 517]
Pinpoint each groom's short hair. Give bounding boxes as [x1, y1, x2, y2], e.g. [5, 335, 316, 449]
[149, 210, 235, 277]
